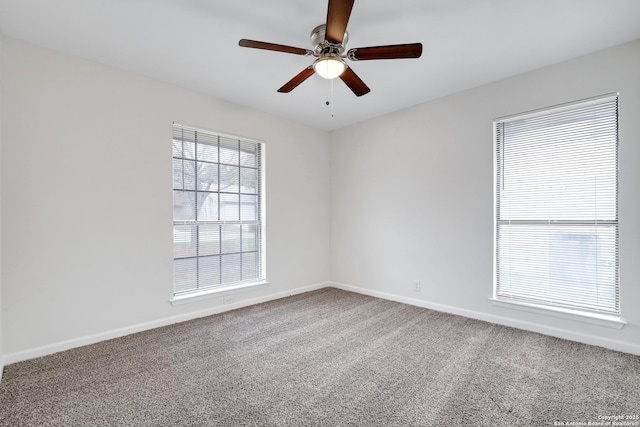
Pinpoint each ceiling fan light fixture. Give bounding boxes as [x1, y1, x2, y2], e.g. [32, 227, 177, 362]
[313, 55, 346, 79]
[238, 0, 421, 96]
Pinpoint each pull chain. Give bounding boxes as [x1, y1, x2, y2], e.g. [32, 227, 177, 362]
[325, 79, 336, 117]
[330, 78, 334, 117]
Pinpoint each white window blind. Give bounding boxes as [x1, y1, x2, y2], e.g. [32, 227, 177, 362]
[495, 94, 619, 315]
[172, 123, 264, 295]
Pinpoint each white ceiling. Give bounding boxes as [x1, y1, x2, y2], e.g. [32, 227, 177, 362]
[1, 0, 639, 131]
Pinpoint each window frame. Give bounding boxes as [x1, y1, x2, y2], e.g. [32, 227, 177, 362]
[171, 123, 266, 303]
[492, 94, 621, 322]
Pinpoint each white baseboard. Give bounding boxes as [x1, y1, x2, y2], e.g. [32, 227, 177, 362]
[330, 281, 640, 356]
[2, 281, 330, 366]
[5, 280, 638, 367]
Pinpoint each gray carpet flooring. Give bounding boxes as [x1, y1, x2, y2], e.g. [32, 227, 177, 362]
[1, 288, 638, 426]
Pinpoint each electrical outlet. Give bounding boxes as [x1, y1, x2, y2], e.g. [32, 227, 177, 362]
[223, 296, 234, 305]
[414, 280, 421, 292]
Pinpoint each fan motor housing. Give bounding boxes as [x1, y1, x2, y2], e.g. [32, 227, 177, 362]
[310, 24, 348, 54]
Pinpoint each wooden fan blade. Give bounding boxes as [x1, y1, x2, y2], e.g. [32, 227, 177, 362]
[339, 66, 370, 97]
[278, 67, 316, 93]
[348, 43, 423, 61]
[239, 39, 312, 56]
[325, 0, 354, 44]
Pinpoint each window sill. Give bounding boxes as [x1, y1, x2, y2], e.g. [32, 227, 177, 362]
[170, 281, 269, 306]
[489, 298, 626, 330]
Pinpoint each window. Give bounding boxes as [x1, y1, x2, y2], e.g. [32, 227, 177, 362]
[172, 123, 264, 296]
[494, 94, 618, 316]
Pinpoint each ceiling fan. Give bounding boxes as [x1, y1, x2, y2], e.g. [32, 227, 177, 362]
[238, 0, 422, 97]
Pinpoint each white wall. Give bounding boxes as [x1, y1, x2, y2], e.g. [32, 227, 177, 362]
[330, 39, 640, 354]
[2, 34, 639, 364]
[0, 34, 4, 378]
[1, 37, 331, 361]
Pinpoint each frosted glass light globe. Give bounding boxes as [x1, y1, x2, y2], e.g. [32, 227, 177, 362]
[313, 56, 346, 79]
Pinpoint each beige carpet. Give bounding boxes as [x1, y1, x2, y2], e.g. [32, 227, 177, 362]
[1, 288, 638, 426]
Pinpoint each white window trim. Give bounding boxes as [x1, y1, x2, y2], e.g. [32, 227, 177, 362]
[489, 297, 625, 330]
[170, 280, 269, 306]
